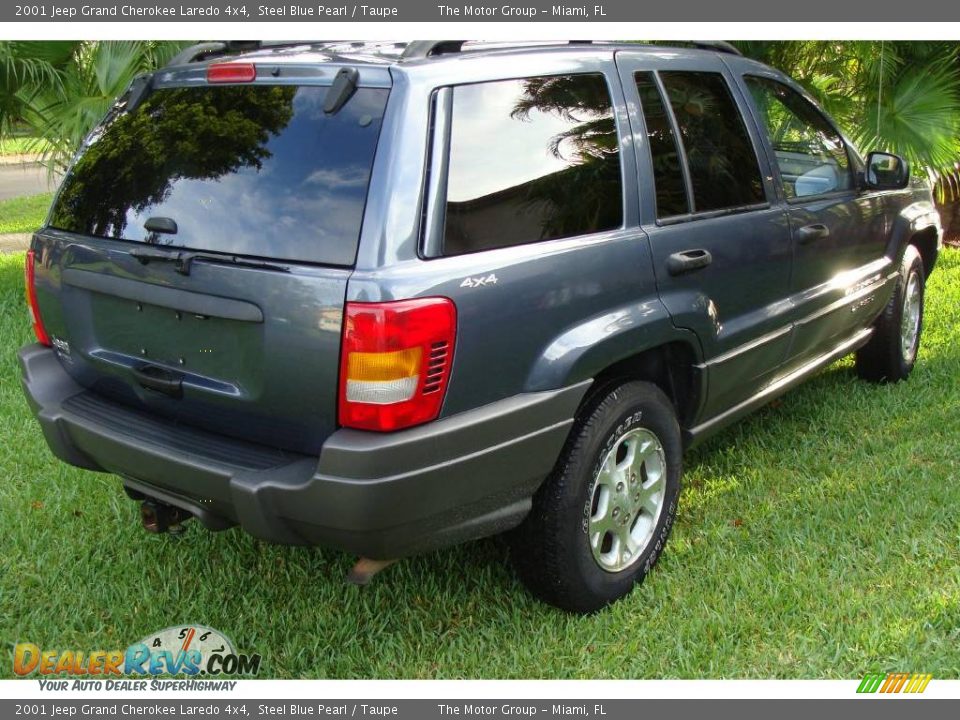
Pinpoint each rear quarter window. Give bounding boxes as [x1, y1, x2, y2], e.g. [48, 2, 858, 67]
[441, 73, 623, 256]
[49, 84, 389, 266]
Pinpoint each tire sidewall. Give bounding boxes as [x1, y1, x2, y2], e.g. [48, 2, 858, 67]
[568, 385, 682, 602]
[896, 249, 925, 371]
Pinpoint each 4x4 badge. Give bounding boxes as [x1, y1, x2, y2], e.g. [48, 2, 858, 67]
[460, 273, 498, 288]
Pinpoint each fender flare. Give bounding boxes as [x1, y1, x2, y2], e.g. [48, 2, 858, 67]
[523, 297, 704, 395]
[885, 199, 942, 274]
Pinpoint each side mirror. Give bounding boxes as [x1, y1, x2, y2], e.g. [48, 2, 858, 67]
[865, 151, 909, 190]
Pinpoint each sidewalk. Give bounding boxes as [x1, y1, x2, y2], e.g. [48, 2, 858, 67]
[0, 157, 58, 202]
[0, 233, 30, 254]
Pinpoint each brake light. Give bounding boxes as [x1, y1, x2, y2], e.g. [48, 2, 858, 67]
[24, 250, 50, 346]
[339, 298, 456, 432]
[206, 63, 256, 83]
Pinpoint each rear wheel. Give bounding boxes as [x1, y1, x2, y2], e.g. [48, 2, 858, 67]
[510, 381, 682, 613]
[856, 245, 925, 383]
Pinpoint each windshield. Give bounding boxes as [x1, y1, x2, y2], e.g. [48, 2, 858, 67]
[48, 83, 389, 266]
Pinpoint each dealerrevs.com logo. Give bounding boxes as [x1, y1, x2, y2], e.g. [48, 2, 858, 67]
[13, 625, 261, 688]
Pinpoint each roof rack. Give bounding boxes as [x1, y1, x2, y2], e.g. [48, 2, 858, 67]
[398, 39, 742, 61]
[166, 40, 744, 68]
[166, 42, 229, 67]
[689, 41, 742, 56]
[399, 40, 468, 60]
[400, 40, 606, 61]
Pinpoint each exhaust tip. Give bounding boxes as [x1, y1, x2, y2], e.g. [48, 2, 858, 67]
[346, 558, 398, 585]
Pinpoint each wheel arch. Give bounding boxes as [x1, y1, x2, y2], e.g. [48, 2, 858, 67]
[523, 304, 705, 433]
[577, 341, 704, 432]
[908, 225, 939, 279]
[887, 199, 942, 279]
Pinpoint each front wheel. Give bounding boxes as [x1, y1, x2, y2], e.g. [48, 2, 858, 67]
[510, 381, 682, 613]
[856, 244, 925, 383]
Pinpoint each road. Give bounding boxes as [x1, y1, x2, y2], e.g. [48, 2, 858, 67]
[0, 162, 59, 201]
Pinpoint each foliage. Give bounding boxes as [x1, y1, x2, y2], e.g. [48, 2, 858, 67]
[734, 41, 960, 193]
[0, 135, 50, 156]
[0, 41, 189, 171]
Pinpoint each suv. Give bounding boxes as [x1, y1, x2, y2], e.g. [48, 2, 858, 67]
[19, 40, 941, 612]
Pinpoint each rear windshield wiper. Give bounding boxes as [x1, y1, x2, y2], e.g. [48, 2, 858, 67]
[129, 248, 290, 276]
[323, 67, 359, 114]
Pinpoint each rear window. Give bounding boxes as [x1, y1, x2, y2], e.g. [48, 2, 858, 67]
[49, 84, 389, 266]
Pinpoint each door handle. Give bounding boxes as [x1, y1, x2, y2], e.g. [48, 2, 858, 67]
[667, 249, 712, 276]
[133, 364, 183, 399]
[796, 223, 830, 243]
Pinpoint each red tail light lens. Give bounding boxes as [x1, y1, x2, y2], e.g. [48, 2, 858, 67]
[206, 63, 256, 83]
[339, 298, 456, 432]
[24, 250, 51, 346]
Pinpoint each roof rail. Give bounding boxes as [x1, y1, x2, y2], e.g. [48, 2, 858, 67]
[399, 40, 468, 61]
[166, 40, 744, 68]
[165, 42, 229, 67]
[398, 39, 743, 61]
[690, 41, 742, 56]
[401, 40, 603, 60]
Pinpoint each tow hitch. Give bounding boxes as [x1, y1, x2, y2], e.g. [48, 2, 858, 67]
[140, 500, 191, 535]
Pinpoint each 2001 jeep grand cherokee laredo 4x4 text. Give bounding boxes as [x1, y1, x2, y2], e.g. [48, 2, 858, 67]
[19, 40, 941, 612]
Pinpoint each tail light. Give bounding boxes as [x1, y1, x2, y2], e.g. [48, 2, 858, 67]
[24, 250, 51, 347]
[207, 63, 256, 83]
[339, 298, 456, 432]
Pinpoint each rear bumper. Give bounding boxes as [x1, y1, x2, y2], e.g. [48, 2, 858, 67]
[19, 344, 587, 558]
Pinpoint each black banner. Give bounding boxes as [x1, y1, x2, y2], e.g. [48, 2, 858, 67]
[3, 0, 957, 22]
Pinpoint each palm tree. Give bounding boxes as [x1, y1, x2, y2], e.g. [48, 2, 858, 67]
[0, 41, 77, 138]
[0, 40, 188, 170]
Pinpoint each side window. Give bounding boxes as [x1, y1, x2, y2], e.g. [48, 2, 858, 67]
[744, 76, 852, 199]
[634, 72, 688, 218]
[658, 71, 766, 212]
[442, 73, 622, 256]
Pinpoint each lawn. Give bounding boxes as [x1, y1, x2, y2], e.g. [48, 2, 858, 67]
[0, 136, 50, 156]
[0, 193, 53, 234]
[1, 249, 958, 679]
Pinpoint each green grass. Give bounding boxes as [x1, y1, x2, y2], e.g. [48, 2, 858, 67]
[2, 249, 959, 679]
[0, 193, 53, 234]
[0, 136, 50, 156]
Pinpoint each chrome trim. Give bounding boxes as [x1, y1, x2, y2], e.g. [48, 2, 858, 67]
[420, 87, 452, 259]
[688, 327, 874, 445]
[703, 324, 793, 368]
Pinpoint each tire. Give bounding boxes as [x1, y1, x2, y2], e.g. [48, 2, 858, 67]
[510, 381, 682, 613]
[855, 245, 925, 383]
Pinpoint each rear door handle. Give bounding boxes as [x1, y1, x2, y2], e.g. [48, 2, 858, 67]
[133, 364, 183, 399]
[667, 249, 712, 276]
[796, 223, 830, 243]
